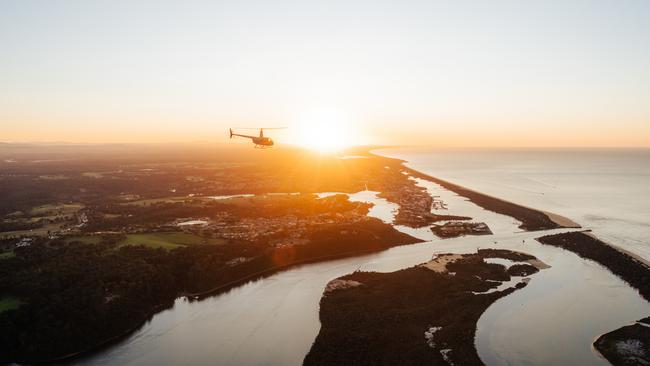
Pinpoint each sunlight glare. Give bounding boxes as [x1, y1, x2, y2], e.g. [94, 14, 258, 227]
[290, 109, 358, 153]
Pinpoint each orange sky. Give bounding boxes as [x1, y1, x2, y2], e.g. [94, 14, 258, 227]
[1, 1, 649, 147]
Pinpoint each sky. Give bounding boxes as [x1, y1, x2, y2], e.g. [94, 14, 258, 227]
[1, 0, 649, 147]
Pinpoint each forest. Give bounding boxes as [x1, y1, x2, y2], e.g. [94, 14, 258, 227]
[0, 218, 419, 363]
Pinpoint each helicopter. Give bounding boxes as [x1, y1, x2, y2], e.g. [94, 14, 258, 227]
[229, 127, 285, 148]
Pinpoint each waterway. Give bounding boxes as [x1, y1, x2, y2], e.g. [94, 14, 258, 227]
[75, 168, 649, 365]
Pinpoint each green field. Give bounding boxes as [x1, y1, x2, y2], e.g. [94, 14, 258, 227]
[0, 203, 85, 239]
[30, 203, 83, 215]
[0, 296, 23, 313]
[121, 197, 188, 206]
[0, 251, 15, 259]
[82, 172, 104, 178]
[117, 232, 225, 249]
[64, 236, 105, 245]
[5, 211, 24, 218]
[0, 222, 65, 239]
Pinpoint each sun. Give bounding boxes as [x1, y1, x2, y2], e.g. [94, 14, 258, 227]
[290, 109, 358, 153]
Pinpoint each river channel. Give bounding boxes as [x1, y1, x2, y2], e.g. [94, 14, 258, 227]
[74, 174, 649, 365]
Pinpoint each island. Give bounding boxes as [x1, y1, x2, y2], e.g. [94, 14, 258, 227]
[304, 249, 546, 365]
[594, 317, 650, 366]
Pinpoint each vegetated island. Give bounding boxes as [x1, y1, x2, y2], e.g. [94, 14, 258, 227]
[304, 249, 546, 366]
[537, 231, 650, 366]
[594, 317, 650, 366]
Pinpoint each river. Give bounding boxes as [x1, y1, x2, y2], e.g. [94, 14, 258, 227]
[74, 158, 649, 366]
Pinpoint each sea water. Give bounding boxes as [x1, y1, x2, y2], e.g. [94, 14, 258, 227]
[377, 148, 650, 261]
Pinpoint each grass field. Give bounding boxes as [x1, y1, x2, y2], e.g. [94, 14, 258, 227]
[30, 203, 83, 215]
[117, 232, 226, 249]
[121, 197, 188, 206]
[0, 203, 84, 239]
[0, 296, 23, 313]
[64, 236, 105, 245]
[82, 172, 104, 178]
[0, 222, 64, 240]
[0, 251, 15, 259]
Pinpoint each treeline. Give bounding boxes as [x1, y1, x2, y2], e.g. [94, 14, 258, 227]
[0, 220, 42, 232]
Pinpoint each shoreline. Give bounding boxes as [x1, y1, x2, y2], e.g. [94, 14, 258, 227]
[370, 149, 580, 231]
[537, 231, 649, 300]
[370, 148, 648, 262]
[371, 148, 649, 279]
[540, 210, 581, 228]
[583, 231, 650, 269]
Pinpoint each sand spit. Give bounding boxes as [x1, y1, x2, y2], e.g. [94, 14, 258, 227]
[421, 254, 465, 273]
[526, 259, 551, 270]
[541, 210, 581, 229]
[324, 279, 363, 294]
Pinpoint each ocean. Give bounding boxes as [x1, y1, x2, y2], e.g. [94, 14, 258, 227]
[376, 148, 650, 261]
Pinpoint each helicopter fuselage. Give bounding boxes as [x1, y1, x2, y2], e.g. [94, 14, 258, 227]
[231, 132, 274, 147]
[230, 128, 279, 148]
[251, 136, 274, 147]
